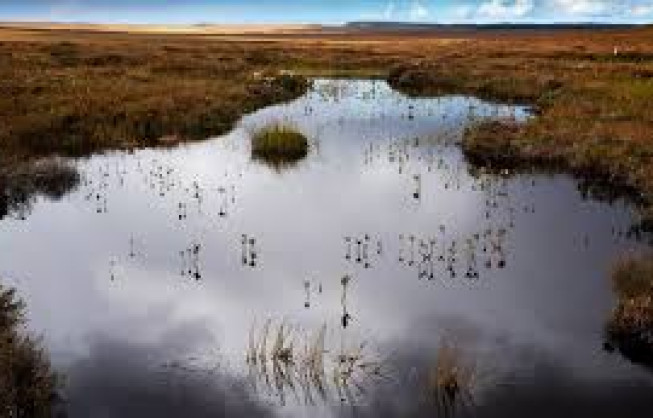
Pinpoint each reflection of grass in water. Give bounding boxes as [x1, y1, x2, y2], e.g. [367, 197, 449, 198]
[246, 319, 387, 406]
[250, 124, 309, 169]
[424, 340, 475, 417]
[0, 284, 57, 417]
[247, 322, 485, 414]
[0, 158, 80, 219]
[332, 339, 386, 404]
[295, 324, 328, 405]
[606, 252, 653, 365]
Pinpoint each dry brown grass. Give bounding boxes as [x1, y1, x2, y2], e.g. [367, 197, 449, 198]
[606, 253, 653, 365]
[0, 28, 309, 159]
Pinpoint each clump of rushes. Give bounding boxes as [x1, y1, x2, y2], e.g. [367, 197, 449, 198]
[0, 285, 57, 417]
[251, 124, 309, 168]
[606, 253, 653, 366]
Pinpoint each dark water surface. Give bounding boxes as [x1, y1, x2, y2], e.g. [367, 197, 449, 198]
[1, 80, 652, 417]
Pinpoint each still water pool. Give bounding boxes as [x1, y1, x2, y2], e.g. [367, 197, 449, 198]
[1, 79, 651, 417]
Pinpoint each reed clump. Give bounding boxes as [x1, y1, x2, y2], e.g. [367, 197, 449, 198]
[251, 124, 309, 167]
[0, 285, 57, 418]
[606, 253, 653, 366]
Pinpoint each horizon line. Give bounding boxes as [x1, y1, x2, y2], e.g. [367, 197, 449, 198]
[1, 20, 649, 26]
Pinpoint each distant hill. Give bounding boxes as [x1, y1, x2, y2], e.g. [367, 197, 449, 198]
[343, 21, 644, 32]
[0, 22, 325, 35]
[0, 21, 647, 37]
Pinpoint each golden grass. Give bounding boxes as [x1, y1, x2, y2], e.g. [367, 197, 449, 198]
[612, 254, 653, 299]
[0, 30, 309, 159]
[606, 253, 653, 365]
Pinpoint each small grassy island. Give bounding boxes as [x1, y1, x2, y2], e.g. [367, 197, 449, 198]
[606, 254, 653, 366]
[251, 124, 309, 168]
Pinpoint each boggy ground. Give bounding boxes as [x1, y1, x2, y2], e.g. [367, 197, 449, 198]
[2, 26, 652, 223]
[2, 24, 653, 370]
[385, 27, 653, 229]
[382, 27, 653, 366]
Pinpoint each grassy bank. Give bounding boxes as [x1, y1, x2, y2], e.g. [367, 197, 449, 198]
[606, 254, 653, 366]
[0, 29, 309, 159]
[1, 285, 56, 417]
[387, 28, 653, 228]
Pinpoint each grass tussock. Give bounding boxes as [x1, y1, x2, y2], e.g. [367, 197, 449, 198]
[0, 285, 57, 418]
[251, 124, 309, 167]
[606, 253, 653, 365]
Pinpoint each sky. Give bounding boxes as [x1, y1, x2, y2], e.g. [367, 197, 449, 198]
[0, 1, 652, 24]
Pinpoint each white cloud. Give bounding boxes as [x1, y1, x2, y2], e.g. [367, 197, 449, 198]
[409, 0, 430, 21]
[630, 2, 653, 16]
[362, 0, 429, 22]
[553, 0, 611, 15]
[476, 0, 534, 19]
[384, 1, 397, 19]
[451, 4, 476, 19]
[451, 1, 649, 22]
[363, 1, 648, 23]
[359, 0, 396, 20]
